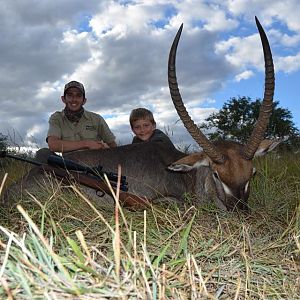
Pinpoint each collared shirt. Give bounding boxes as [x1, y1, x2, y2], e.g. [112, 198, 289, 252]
[132, 129, 175, 149]
[47, 109, 115, 144]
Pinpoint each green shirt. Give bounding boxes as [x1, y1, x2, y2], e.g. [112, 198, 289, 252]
[47, 109, 116, 144]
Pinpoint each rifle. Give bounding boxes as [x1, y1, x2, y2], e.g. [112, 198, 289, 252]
[0, 151, 150, 209]
[47, 154, 128, 192]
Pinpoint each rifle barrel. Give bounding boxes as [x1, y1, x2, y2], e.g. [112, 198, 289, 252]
[48, 155, 127, 185]
[0, 151, 42, 166]
[1, 151, 129, 192]
[48, 155, 93, 174]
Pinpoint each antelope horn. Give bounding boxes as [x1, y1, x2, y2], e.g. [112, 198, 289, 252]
[242, 17, 275, 159]
[168, 24, 225, 164]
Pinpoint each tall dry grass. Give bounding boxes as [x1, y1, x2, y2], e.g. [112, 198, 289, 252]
[0, 152, 299, 299]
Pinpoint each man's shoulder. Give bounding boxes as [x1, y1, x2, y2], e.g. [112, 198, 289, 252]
[49, 111, 63, 120]
[84, 110, 102, 118]
[83, 110, 106, 122]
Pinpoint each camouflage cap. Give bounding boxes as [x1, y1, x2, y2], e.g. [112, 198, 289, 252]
[64, 81, 85, 96]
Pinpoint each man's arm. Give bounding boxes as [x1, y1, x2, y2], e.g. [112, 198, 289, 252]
[47, 136, 110, 153]
[107, 141, 117, 148]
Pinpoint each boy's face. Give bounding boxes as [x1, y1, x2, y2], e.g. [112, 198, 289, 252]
[132, 119, 156, 141]
[61, 87, 86, 112]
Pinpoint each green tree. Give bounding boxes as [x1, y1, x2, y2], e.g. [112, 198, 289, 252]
[0, 133, 8, 151]
[200, 96, 299, 147]
[0, 133, 8, 170]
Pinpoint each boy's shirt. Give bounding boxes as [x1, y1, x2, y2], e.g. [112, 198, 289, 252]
[132, 129, 175, 148]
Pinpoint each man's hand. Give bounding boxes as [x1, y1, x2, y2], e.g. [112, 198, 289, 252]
[86, 140, 109, 150]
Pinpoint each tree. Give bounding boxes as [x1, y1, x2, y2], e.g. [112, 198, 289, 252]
[0, 133, 8, 151]
[200, 96, 299, 147]
[0, 133, 8, 169]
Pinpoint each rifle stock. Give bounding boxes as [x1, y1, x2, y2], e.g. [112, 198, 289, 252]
[41, 165, 150, 209]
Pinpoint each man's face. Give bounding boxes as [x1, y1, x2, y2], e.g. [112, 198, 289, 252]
[62, 87, 86, 111]
[131, 119, 156, 141]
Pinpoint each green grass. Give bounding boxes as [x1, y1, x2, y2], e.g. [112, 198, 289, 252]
[0, 152, 299, 299]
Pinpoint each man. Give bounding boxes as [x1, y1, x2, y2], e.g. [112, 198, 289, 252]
[47, 80, 117, 153]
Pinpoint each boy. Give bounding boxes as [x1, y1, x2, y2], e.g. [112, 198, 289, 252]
[129, 108, 175, 148]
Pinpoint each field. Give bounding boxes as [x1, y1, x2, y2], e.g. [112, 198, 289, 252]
[0, 152, 299, 299]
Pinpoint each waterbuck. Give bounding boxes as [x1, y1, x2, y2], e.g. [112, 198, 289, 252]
[62, 17, 280, 211]
[3, 17, 281, 211]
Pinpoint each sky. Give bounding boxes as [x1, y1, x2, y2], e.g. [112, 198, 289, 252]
[0, 0, 300, 151]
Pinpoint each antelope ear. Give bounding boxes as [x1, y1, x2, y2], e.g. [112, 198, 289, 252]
[254, 138, 283, 157]
[168, 152, 210, 172]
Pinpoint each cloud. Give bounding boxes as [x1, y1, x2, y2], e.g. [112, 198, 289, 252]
[0, 0, 299, 150]
[235, 70, 254, 81]
[275, 52, 300, 73]
[215, 34, 263, 70]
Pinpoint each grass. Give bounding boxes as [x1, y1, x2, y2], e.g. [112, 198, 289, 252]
[0, 152, 299, 299]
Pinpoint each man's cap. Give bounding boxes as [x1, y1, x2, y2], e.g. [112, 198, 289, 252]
[64, 81, 85, 96]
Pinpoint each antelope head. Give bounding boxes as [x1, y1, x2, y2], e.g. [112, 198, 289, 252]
[168, 17, 279, 210]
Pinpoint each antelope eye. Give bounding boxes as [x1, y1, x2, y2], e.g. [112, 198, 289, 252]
[213, 171, 220, 180]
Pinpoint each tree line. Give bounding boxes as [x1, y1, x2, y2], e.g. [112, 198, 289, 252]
[199, 96, 299, 151]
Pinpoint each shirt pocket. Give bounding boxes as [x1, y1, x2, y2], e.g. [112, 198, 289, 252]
[81, 125, 99, 140]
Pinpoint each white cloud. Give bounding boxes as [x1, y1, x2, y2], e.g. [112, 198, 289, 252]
[0, 0, 299, 149]
[62, 30, 89, 44]
[235, 70, 254, 81]
[36, 81, 62, 99]
[216, 34, 263, 69]
[281, 33, 300, 47]
[275, 52, 300, 73]
[227, 0, 300, 32]
[89, 1, 167, 37]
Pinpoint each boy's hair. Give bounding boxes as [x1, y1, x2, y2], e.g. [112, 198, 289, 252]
[129, 108, 156, 127]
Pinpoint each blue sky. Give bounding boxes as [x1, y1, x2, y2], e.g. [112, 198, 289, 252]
[0, 0, 299, 149]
